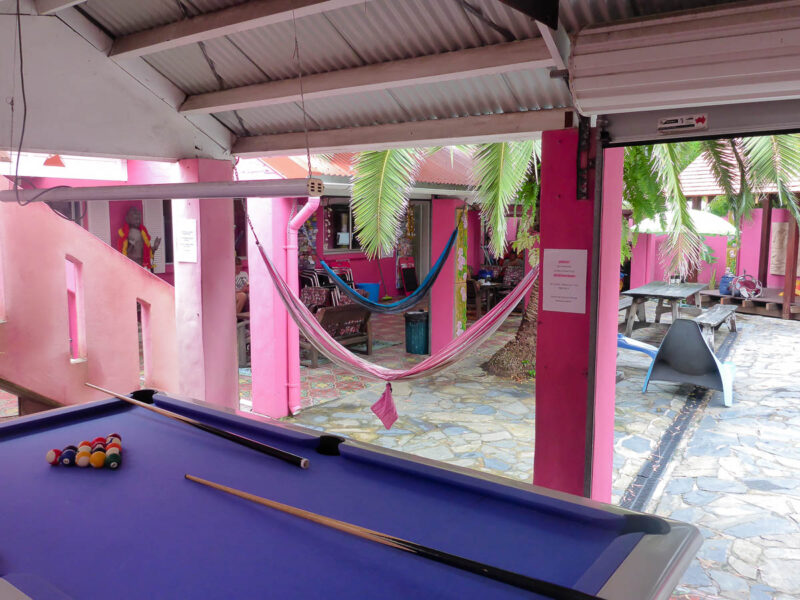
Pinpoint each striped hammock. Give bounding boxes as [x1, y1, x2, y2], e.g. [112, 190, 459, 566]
[248, 219, 538, 429]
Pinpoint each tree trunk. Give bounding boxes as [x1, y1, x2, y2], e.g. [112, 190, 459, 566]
[484, 279, 539, 379]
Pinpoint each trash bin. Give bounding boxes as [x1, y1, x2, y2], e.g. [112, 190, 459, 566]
[356, 283, 380, 302]
[404, 310, 429, 355]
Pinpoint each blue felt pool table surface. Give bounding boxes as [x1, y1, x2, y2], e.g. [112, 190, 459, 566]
[0, 392, 700, 600]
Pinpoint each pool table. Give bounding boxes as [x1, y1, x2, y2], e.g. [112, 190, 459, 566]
[0, 391, 701, 600]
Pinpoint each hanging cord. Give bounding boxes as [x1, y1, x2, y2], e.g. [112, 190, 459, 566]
[290, 9, 313, 179]
[12, 0, 28, 206]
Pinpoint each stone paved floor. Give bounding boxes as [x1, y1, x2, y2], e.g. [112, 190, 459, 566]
[647, 314, 800, 600]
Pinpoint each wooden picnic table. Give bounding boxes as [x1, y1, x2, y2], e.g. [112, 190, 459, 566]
[621, 281, 707, 336]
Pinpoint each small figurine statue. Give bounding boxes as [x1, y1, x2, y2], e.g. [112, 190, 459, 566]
[117, 207, 161, 270]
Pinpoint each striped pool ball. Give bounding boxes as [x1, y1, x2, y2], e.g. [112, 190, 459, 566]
[78, 443, 92, 454]
[106, 442, 121, 453]
[75, 451, 92, 468]
[46, 449, 62, 465]
[106, 433, 121, 442]
[92, 437, 106, 445]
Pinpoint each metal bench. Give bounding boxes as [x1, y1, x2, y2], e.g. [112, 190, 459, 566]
[692, 304, 737, 346]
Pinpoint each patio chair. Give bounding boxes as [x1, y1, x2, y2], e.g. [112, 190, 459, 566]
[617, 333, 658, 359]
[643, 319, 734, 407]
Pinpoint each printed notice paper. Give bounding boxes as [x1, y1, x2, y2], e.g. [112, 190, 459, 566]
[176, 219, 198, 263]
[542, 249, 588, 314]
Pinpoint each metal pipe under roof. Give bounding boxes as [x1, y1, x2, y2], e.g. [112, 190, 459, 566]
[0, 178, 325, 203]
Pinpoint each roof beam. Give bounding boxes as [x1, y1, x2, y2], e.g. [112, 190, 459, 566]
[232, 109, 570, 156]
[536, 21, 570, 70]
[180, 39, 554, 115]
[35, 0, 86, 15]
[109, 0, 372, 59]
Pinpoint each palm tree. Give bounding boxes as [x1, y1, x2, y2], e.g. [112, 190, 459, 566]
[625, 134, 800, 277]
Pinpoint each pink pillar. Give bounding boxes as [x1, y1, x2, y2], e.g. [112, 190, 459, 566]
[173, 159, 238, 409]
[247, 196, 294, 417]
[534, 129, 623, 501]
[430, 198, 460, 353]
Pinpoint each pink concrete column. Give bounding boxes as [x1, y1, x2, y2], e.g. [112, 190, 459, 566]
[430, 198, 460, 353]
[533, 129, 623, 501]
[247, 196, 294, 417]
[590, 147, 624, 500]
[173, 159, 238, 409]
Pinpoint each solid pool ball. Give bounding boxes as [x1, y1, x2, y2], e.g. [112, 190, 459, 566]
[46, 449, 62, 465]
[59, 449, 77, 466]
[89, 451, 106, 469]
[105, 453, 121, 469]
[75, 451, 91, 467]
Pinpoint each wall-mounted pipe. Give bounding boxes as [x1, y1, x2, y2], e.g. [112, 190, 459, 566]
[0, 178, 324, 203]
[286, 196, 320, 414]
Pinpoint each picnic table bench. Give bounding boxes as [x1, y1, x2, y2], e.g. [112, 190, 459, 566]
[692, 304, 737, 346]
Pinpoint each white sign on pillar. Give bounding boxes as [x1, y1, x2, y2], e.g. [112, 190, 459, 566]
[176, 219, 198, 263]
[542, 249, 588, 314]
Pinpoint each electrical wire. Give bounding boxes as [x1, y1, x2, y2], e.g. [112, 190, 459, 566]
[13, 0, 28, 206]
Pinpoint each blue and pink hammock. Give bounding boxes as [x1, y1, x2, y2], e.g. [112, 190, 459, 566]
[249, 221, 538, 429]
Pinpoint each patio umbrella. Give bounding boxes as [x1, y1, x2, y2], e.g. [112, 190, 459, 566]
[634, 209, 736, 236]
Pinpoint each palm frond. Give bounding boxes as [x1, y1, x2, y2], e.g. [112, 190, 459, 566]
[743, 134, 800, 224]
[700, 139, 739, 200]
[651, 143, 703, 278]
[351, 149, 423, 258]
[472, 141, 534, 257]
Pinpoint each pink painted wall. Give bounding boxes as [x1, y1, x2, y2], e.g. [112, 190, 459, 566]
[739, 208, 797, 288]
[0, 202, 178, 404]
[248, 196, 293, 417]
[632, 233, 728, 286]
[591, 147, 624, 501]
[534, 129, 596, 498]
[313, 205, 399, 297]
[430, 199, 461, 353]
[172, 159, 238, 409]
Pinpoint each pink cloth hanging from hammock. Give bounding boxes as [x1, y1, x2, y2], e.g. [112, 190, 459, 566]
[250, 227, 538, 428]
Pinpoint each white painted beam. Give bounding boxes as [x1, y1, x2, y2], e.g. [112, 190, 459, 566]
[180, 39, 553, 114]
[35, 0, 86, 15]
[109, 0, 372, 59]
[232, 109, 570, 156]
[536, 21, 569, 71]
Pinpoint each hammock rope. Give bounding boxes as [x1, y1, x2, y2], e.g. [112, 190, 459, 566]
[247, 216, 538, 429]
[319, 226, 458, 314]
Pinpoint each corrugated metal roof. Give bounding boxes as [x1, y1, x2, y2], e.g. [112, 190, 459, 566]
[262, 150, 473, 186]
[680, 153, 800, 196]
[559, 0, 744, 32]
[80, 0, 248, 36]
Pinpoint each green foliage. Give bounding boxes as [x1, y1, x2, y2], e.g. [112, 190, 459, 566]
[651, 143, 703, 278]
[473, 141, 534, 258]
[743, 134, 800, 225]
[707, 195, 730, 217]
[351, 149, 423, 259]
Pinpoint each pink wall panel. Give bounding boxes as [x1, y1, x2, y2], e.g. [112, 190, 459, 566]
[739, 208, 795, 288]
[430, 199, 461, 353]
[468, 209, 482, 275]
[0, 202, 178, 405]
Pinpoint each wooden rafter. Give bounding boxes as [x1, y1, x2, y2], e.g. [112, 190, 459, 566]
[109, 0, 373, 59]
[180, 39, 553, 115]
[232, 109, 570, 156]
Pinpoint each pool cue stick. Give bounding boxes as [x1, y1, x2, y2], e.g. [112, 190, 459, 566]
[185, 474, 604, 600]
[86, 383, 309, 469]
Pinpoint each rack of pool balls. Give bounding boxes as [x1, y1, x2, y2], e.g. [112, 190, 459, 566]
[46, 434, 122, 470]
